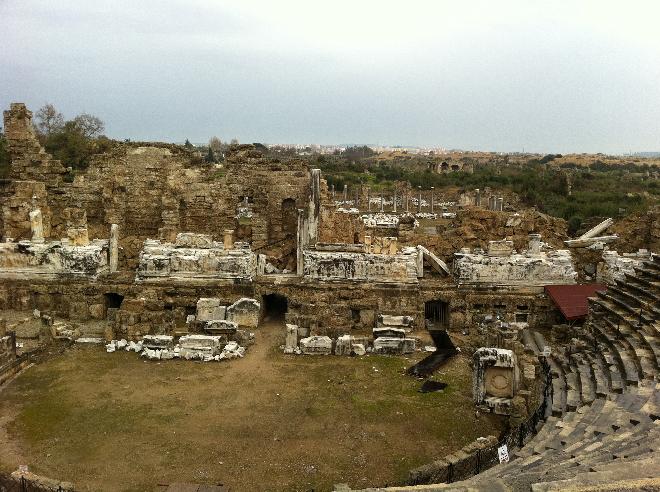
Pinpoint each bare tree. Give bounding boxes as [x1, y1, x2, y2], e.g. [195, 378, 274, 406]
[73, 113, 105, 138]
[35, 103, 64, 136]
[208, 136, 223, 154]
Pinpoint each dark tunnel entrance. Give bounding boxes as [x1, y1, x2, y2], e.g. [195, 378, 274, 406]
[262, 293, 288, 322]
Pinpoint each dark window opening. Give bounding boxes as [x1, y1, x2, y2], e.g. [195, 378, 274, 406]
[473, 303, 484, 310]
[517, 305, 529, 311]
[451, 164, 460, 171]
[164, 303, 174, 311]
[351, 308, 360, 321]
[515, 313, 529, 323]
[494, 303, 506, 310]
[185, 306, 196, 316]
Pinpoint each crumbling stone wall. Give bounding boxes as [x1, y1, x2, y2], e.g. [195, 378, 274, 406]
[1, 104, 316, 272]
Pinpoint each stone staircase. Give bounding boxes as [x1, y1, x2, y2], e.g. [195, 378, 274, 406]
[454, 255, 660, 490]
[348, 256, 660, 491]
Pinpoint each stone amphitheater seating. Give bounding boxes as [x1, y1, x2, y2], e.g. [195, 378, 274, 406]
[347, 255, 659, 491]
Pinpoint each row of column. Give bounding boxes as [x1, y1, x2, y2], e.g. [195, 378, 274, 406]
[331, 185, 439, 213]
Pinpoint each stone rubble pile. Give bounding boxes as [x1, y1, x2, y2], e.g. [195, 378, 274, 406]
[105, 334, 247, 362]
[284, 314, 417, 356]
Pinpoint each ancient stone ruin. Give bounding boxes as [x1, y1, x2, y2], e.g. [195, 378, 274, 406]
[0, 102, 658, 491]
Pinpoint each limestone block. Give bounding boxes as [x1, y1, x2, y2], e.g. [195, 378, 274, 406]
[352, 343, 366, 356]
[67, 227, 90, 246]
[373, 337, 416, 354]
[196, 298, 226, 321]
[284, 323, 298, 354]
[335, 334, 352, 355]
[487, 240, 513, 257]
[299, 335, 332, 355]
[89, 303, 105, 320]
[473, 347, 519, 415]
[175, 233, 213, 249]
[122, 298, 146, 313]
[377, 314, 414, 330]
[226, 298, 260, 329]
[179, 334, 224, 358]
[373, 327, 406, 339]
[203, 319, 237, 334]
[142, 334, 174, 350]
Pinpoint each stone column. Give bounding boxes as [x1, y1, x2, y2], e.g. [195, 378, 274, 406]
[367, 187, 371, 211]
[430, 187, 435, 213]
[29, 209, 44, 243]
[393, 190, 397, 212]
[389, 237, 398, 255]
[223, 229, 234, 250]
[355, 188, 359, 207]
[364, 235, 371, 253]
[343, 184, 347, 204]
[308, 169, 321, 244]
[497, 197, 504, 211]
[528, 234, 541, 255]
[475, 188, 481, 206]
[417, 187, 422, 213]
[109, 224, 119, 272]
[296, 209, 305, 275]
[380, 191, 384, 212]
[331, 184, 335, 202]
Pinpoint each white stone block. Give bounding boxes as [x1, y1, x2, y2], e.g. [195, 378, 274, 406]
[284, 324, 298, 354]
[373, 337, 416, 354]
[299, 335, 332, 355]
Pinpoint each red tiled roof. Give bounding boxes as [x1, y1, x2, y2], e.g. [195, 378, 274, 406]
[544, 284, 608, 321]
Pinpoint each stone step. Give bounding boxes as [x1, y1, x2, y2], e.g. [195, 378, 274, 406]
[635, 266, 660, 282]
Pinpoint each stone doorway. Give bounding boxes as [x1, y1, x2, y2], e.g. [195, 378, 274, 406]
[262, 293, 288, 322]
[424, 299, 450, 330]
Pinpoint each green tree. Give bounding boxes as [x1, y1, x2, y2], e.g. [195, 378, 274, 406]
[205, 146, 215, 163]
[184, 139, 193, 149]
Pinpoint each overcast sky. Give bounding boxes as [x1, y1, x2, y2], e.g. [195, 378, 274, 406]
[1, 1, 659, 153]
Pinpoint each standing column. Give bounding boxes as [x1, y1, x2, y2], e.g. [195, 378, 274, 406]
[343, 185, 348, 204]
[380, 190, 384, 212]
[393, 190, 397, 212]
[497, 197, 504, 211]
[331, 184, 335, 202]
[223, 229, 234, 250]
[430, 187, 435, 213]
[109, 224, 119, 272]
[475, 188, 481, 207]
[417, 187, 422, 213]
[367, 187, 371, 211]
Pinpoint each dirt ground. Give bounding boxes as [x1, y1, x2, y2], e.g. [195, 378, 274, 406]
[0, 320, 504, 492]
